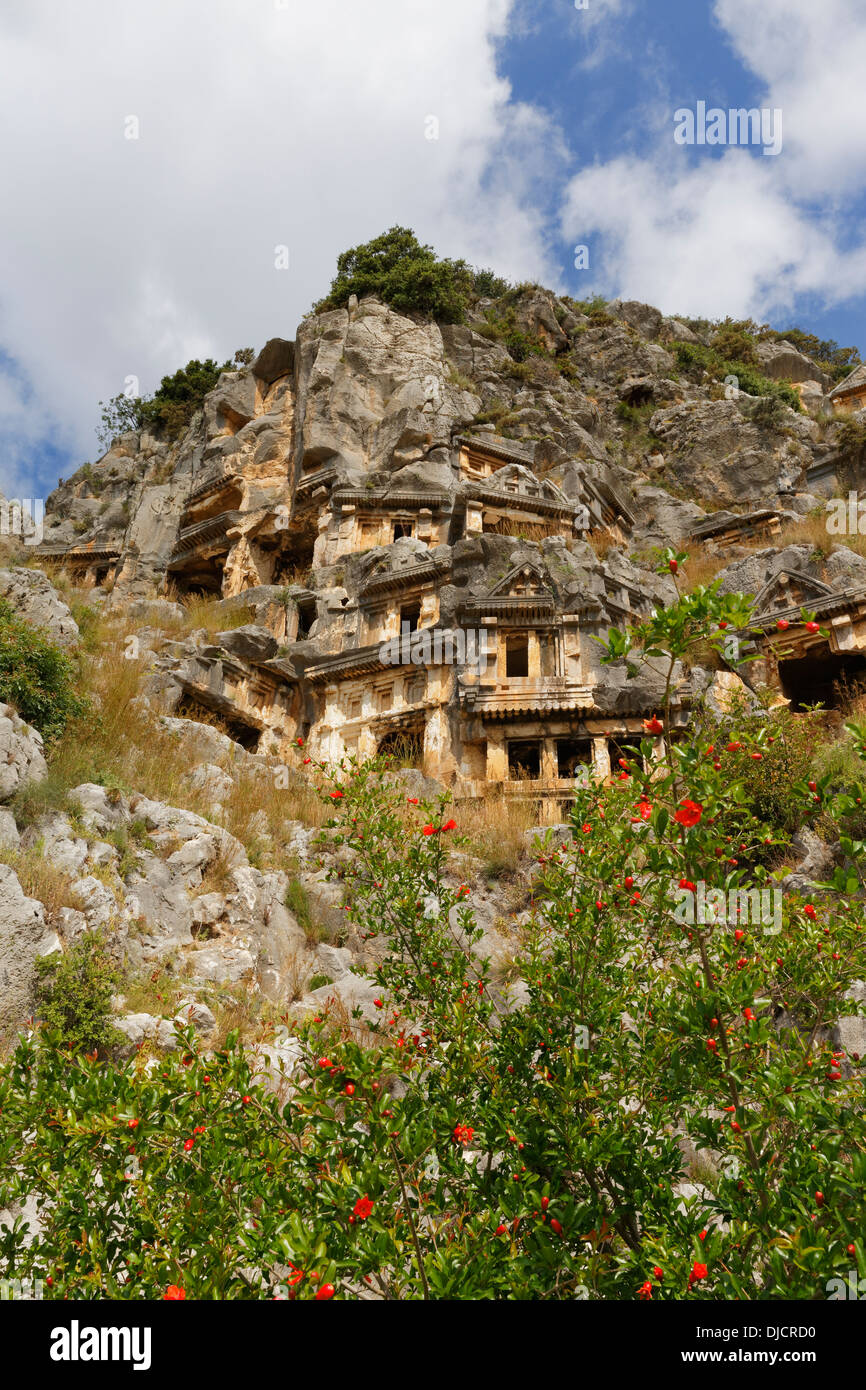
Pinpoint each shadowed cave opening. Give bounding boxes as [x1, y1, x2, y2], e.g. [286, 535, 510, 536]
[777, 650, 866, 712]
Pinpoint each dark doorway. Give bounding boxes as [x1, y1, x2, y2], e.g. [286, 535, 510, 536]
[400, 601, 421, 634]
[556, 738, 592, 778]
[176, 697, 261, 752]
[777, 650, 866, 712]
[508, 739, 541, 779]
[505, 633, 529, 678]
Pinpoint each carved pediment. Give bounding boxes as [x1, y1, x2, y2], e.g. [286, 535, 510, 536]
[488, 561, 552, 600]
[752, 568, 836, 617]
[481, 463, 566, 505]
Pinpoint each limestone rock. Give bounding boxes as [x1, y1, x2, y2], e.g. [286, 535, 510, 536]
[216, 624, 279, 664]
[115, 1012, 179, 1054]
[607, 299, 663, 341]
[0, 703, 48, 802]
[253, 338, 294, 384]
[756, 341, 830, 390]
[0, 568, 79, 647]
[0, 863, 58, 1036]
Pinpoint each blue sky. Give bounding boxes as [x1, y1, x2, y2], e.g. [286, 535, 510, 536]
[1, 0, 864, 503]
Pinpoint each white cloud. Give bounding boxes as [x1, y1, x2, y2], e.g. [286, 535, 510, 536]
[560, 0, 866, 321]
[713, 0, 866, 198]
[0, 0, 564, 495]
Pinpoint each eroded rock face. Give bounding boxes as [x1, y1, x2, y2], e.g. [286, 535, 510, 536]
[648, 400, 809, 506]
[756, 341, 830, 390]
[0, 703, 48, 802]
[0, 569, 79, 648]
[0, 864, 59, 1039]
[294, 299, 481, 482]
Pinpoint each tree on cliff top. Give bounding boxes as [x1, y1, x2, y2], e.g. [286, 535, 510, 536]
[315, 226, 509, 323]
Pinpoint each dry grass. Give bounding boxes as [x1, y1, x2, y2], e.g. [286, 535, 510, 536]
[463, 793, 538, 878]
[196, 840, 240, 896]
[486, 518, 566, 542]
[587, 530, 617, 562]
[123, 964, 184, 1016]
[174, 698, 236, 739]
[177, 592, 254, 638]
[11, 610, 329, 883]
[681, 543, 730, 591]
[0, 842, 86, 923]
[681, 507, 866, 594]
[220, 767, 327, 868]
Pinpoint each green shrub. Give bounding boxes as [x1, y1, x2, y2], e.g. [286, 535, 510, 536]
[711, 318, 758, 364]
[3, 674, 865, 1299]
[750, 394, 791, 431]
[0, 599, 87, 744]
[673, 341, 801, 410]
[316, 227, 475, 323]
[285, 877, 320, 942]
[836, 418, 866, 481]
[471, 267, 511, 298]
[714, 702, 818, 840]
[35, 931, 123, 1055]
[97, 356, 237, 449]
[140, 358, 230, 439]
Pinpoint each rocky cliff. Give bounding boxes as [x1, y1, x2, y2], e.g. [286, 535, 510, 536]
[1, 282, 864, 1060]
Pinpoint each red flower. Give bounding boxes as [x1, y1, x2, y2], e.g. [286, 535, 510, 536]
[441, 818, 457, 832]
[725, 741, 741, 753]
[643, 717, 664, 735]
[690, 1261, 708, 1283]
[407, 797, 419, 805]
[163, 1285, 186, 1300]
[679, 878, 696, 892]
[803, 904, 816, 919]
[636, 801, 652, 821]
[674, 799, 703, 828]
[453, 1123, 474, 1146]
[637, 1280, 653, 1299]
[296, 737, 304, 746]
[653, 1266, 664, 1281]
[422, 824, 436, 836]
[127, 1118, 139, 1130]
[183, 1138, 195, 1152]
[495, 1223, 507, 1236]
[303, 757, 312, 765]
[353, 1195, 374, 1220]
[329, 791, 344, 800]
